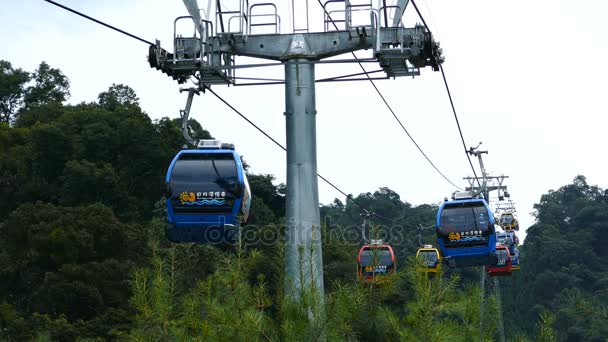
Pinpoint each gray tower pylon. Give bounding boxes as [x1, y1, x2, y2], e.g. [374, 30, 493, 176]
[284, 58, 324, 299]
[479, 266, 485, 341]
[494, 277, 506, 342]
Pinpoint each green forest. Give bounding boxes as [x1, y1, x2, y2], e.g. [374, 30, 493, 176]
[1, 60, 607, 341]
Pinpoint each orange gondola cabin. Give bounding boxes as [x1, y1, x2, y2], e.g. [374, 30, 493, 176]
[357, 240, 396, 283]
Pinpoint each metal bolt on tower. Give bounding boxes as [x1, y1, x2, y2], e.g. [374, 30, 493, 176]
[149, 0, 443, 301]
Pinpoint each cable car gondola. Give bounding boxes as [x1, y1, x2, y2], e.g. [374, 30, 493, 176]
[165, 140, 251, 243]
[511, 251, 520, 271]
[497, 231, 520, 270]
[506, 231, 520, 270]
[486, 245, 512, 276]
[357, 240, 396, 283]
[436, 191, 497, 267]
[496, 231, 508, 246]
[416, 245, 442, 273]
[499, 212, 519, 231]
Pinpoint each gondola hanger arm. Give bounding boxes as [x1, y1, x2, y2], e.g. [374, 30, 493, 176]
[467, 142, 489, 198]
[179, 87, 201, 146]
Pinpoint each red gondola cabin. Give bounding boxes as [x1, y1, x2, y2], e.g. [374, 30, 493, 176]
[486, 245, 512, 277]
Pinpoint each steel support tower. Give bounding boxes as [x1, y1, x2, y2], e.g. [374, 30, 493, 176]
[464, 175, 509, 202]
[149, 0, 443, 301]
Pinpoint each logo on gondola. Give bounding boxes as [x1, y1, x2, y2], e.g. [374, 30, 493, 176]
[180, 191, 226, 206]
[448, 231, 484, 243]
[448, 232, 461, 241]
[180, 192, 196, 203]
[458, 236, 484, 242]
[365, 265, 387, 272]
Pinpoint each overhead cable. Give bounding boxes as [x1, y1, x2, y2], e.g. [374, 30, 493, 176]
[207, 88, 410, 225]
[410, 0, 481, 187]
[316, 0, 463, 191]
[43, 0, 154, 45]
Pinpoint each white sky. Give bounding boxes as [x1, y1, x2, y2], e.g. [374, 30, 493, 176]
[2, 0, 608, 241]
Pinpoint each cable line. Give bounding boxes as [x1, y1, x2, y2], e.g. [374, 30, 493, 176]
[207, 87, 285, 151]
[410, 0, 481, 187]
[42, 0, 154, 45]
[207, 88, 409, 225]
[316, 0, 463, 191]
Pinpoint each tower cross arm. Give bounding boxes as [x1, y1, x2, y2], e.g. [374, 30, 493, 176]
[214, 31, 374, 60]
[212, 26, 435, 61]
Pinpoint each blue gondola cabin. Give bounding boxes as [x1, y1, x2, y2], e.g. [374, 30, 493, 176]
[165, 140, 251, 243]
[436, 191, 497, 267]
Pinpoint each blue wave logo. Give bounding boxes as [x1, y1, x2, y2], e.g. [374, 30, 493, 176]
[183, 199, 225, 206]
[453, 236, 484, 243]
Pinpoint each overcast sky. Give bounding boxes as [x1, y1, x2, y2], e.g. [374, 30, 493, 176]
[3, 0, 607, 241]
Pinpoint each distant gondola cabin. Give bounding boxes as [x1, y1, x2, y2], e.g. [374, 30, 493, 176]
[357, 241, 396, 283]
[486, 245, 512, 276]
[499, 212, 519, 231]
[416, 245, 442, 273]
[497, 231, 520, 270]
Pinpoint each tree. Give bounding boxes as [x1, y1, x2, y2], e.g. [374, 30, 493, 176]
[0, 60, 30, 123]
[24, 62, 70, 107]
[58, 159, 121, 207]
[247, 174, 285, 219]
[0, 203, 147, 340]
[502, 176, 608, 340]
[98, 83, 139, 111]
[535, 312, 557, 342]
[0, 122, 35, 217]
[30, 123, 72, 182]
[14, 102, 65, 128]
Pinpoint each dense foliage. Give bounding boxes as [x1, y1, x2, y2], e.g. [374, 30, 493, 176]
[0, 60, 600, 341]
[502, 175, 608, 341]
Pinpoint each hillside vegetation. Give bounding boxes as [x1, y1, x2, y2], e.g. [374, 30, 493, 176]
[1, 60, 606, 341]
